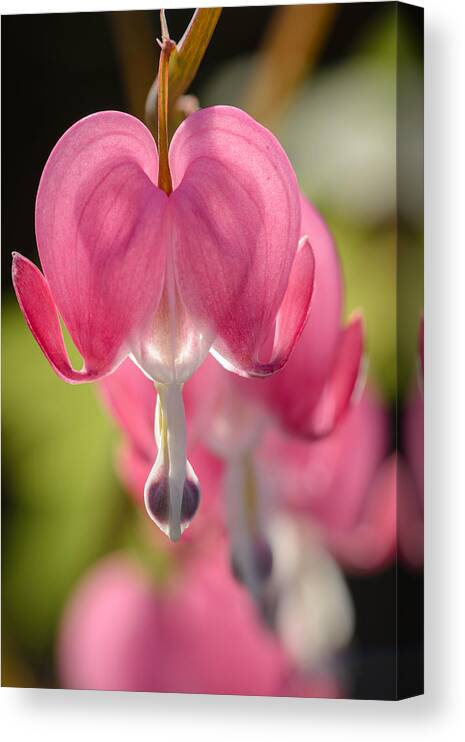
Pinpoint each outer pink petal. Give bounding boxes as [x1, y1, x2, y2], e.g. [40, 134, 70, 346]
[306, 313, 365, 438]
[168, 106, 301, 374]
[12, 253, 102, 382]
[309, 388, 389, 536]
[328, 455, 397, 572]
[35, 111, 167, 377]
[232, 314, 363, 441]
[286, 195, 344, 401]
[99, 359, 156, 460]
[228, 196, 344, 433]
[258, 388, 393, 572]
[212, 236, 314, 377]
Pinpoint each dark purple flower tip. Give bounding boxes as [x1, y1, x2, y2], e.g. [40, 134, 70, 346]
[145, 473, 200, 537]
[231, 535, 274, 585]
[258, 593, 279, 632]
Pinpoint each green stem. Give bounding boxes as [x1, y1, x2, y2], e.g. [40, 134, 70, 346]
[146, 8, 222, 138]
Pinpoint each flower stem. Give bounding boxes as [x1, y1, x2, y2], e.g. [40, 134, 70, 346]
[145, 8, 222, 138]
[224, 454, 270, 600]
[157, 11, 175, 195]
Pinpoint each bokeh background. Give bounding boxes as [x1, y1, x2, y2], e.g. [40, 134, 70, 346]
[2, 3, 423, 698]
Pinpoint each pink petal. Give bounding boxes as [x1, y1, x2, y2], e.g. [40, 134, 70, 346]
[223, 235, 315, 377]
[227, 196, 344, 433]
[99, 358, 156, 459]
[169, 106, 301, 375]
[12, 253, 103, 382]
[288, 196, 344, 397]
[399, 388, 424, 568]
[404, 387, 424, 498]
[307, 313, 365, 438]
[328, 455, 397, 572]
[35, 111, 167, 377]
[257, 387, 393, 572]
[309, 388, 390, 535]
[398, 455, 424, 569]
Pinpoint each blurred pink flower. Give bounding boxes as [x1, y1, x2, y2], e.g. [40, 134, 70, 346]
[257, 390, 396, 573]
[58, 551, 340, 697]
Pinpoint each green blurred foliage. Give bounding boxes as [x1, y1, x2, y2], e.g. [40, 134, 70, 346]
[2, 300, 126, 680]
[324, 217, 423, 402]
[326, 218, 397, 399]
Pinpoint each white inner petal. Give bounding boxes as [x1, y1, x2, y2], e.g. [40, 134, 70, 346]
[130, 230, 214, 384]
[144, 382, 199, 541]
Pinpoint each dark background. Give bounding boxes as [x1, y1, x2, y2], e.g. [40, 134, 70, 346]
[1, 3, 401, 287]
[1, 4, 423, 700]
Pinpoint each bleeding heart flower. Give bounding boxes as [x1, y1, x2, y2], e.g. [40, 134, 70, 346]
[12, 37, 314, 542]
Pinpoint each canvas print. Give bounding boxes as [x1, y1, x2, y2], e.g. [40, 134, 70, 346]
[1, 2, 424, 699]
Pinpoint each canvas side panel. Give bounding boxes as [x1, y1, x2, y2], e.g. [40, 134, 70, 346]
[396, 0, 424, 701]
